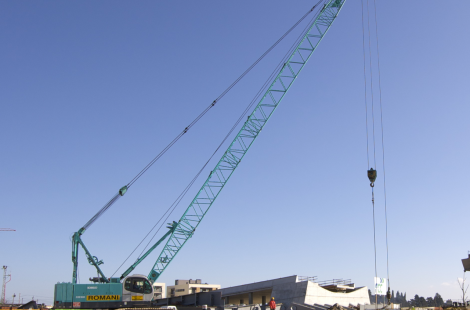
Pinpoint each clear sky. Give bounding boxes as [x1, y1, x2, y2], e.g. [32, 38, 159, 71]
[1, 0, 469, 306]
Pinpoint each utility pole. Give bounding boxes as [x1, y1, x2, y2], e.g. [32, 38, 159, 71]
[2, 266, 12, 304]
[12, 294, 16, 304]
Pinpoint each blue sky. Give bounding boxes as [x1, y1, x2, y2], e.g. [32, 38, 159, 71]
[1, 0, 469, 305]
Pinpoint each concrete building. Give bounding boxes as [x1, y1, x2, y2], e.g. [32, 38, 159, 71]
[153, 282, 166, 299]
[220, 276, 369, 307]
[167, 279, 221, 298]
[155, 275, 369, 308]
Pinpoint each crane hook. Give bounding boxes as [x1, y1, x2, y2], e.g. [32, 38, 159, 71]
[368, 168, 377, 187]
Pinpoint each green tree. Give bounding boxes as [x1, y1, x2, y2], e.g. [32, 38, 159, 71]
[426, 297, 434, 306]
[368, 289, 374, 304]
[434, 293, 444, 306]
[419, 297, 426, 307]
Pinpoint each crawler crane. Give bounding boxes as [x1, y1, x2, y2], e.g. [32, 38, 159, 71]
[54, 1, 347, 308]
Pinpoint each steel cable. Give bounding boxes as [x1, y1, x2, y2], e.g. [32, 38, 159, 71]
[125, 4, 320, 189]
[372, 0, 390, 295]
[363, 0, 390, 306]
[131, 6, 325, 263]
[79, 4, 321, 233]
[361, 0, 369, 170]
[362, 0, 378, 307]
[110, 3, 325, 277]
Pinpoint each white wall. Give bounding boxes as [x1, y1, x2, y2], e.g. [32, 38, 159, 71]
[304, 282, 370, 307]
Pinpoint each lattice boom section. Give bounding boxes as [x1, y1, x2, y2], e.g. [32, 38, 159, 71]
[148, 0, 346, 283]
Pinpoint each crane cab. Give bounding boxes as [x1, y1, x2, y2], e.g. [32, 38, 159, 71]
[122, 274, 154, 302]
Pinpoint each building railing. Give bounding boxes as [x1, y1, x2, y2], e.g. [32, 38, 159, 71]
[316, 279, 353, 287]
[297, 277, 353, 287]
[297, 276, 318, 282]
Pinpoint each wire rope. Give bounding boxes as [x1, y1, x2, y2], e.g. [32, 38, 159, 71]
[371, 187, 378, 307]
[132, 6, 324, 259]
[362, 0, 378, 308]
[80, 3, 323, 233]
[363, 0, 390, 306]
[361, 0, 369, 170]
[125, 4, 320, 189]
[366, 0, 377, 170]
[110, 4, 325, 278]
[373, 0, 390, 297]
[135, 9, 322, 260]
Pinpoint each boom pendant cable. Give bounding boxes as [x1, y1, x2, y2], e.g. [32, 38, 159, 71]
[125, 4, 319, 189]
[80, 5, 320, 233]
[110, 4, 325, 277]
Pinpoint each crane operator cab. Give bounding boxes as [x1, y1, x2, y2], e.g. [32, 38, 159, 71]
[122, 274, 154, 302]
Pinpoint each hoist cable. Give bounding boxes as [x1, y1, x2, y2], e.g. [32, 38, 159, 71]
[110, 5, 324, 277]
[362, 0, 378, 307]
[361, 0, 369, 170]
[371, 187, 378, 308]
[363, 0, 390, 305]
[366, 0, 376, 170]
[373, 0, 390, 292]
[125, 5, 319, 189]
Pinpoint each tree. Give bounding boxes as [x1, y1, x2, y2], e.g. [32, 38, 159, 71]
[419, 296, 426, 307]
[426, 297, 434, 306]
[458, 273, 469, 304]
[434, 293, 444, 306]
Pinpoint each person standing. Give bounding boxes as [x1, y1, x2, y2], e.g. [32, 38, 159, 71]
[268, 297, 276, 310]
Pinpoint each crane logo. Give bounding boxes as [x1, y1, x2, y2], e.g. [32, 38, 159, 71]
[86, 295, 120, 301]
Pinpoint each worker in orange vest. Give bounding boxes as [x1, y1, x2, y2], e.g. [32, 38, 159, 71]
[268, 297, 276, 310]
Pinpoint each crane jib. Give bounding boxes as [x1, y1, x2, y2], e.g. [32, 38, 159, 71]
[148, 0, 347, 283]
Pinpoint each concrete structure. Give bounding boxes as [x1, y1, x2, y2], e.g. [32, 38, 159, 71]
[153, 282, 166, 299]
[155, 275, 369, 308]
[221, 275, 369, 307]
[167, 279, 221, 298]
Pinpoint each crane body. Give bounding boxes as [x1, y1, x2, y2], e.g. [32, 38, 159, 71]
[54, 0, 346, 308]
